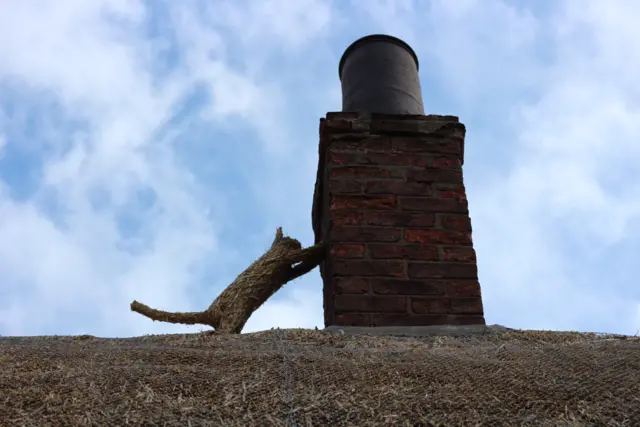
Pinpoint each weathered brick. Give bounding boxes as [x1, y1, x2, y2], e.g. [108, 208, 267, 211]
[372, 279, 445, 295]
[332, 211, 364, 226]
[440, 214, 472, 231]
[331, 243, 365, 259]
[370, 113, 458, 122]
[328, 180, 362, 194]
[405, 245, 441, 260]
[334, 295, 407, 313]
[441, 246, 476, 263]
[351, 119, 370, 132]
[329, 151, 429, 167]
[370, 120, 426, 134]
[331, 195, 397, 210]
[392, 138, 462, 156]
[330, 137, 391, 151]
[365, 181, 432, 196]
[369, 244, 439, 261]
[411, 297, 450, 314]
[326, 133, 372, 143]
[370, 119, 461, 135]
[406, 168, 462, 184]
[331, 227, 401, 242]
[405, 229, 472, 245]
[373, 313, 449, 326]
[436, 187, 467, 200]
[334, 277, 370, 294]
[450, 298, 484, 314]
[325, 112, 361, 120]
[367, 243, 404, 259]
[400, 197, 467, 214]
[408, 262, 478, 279]
[330, 166, 404, 180]
[367, 212, 435, 227]
[333, 260, 405, 277]
[334, 313, 372, 326]
[323, 118, 352, 131]
[446, 280, 482, 297]
[443, 122, 466, 138]
[447, 315, 485, 325]
[432, 156, 461, 168]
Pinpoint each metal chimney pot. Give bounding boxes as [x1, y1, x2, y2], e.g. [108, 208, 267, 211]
[339, 34, 424, 115]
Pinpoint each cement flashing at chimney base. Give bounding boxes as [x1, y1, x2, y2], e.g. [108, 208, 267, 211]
[323, 324, 511, 337]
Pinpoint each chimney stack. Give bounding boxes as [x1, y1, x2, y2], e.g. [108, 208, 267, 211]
[312, 35, 485, 328]
[339, 35, 424, 115]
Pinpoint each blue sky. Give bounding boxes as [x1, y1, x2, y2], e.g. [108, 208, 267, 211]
[1, 0, 639, 337]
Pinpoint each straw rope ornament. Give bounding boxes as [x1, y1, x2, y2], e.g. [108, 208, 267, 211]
[131, 227, 325, 334]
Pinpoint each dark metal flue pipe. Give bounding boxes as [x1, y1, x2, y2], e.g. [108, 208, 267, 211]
[339, 34, 424, 115]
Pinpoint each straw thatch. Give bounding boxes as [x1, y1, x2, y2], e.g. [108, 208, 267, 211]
[131, 227, 324, 334]
[2, 328, 639, 426]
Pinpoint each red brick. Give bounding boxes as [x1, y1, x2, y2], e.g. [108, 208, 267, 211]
[331, 195, 397, 210]
[332, 211, 364, 226]
[369, 244, 439, 261]
[365, 181, 432, 196]
[405, 245, 441, 260]
[370, 118, 461, 135]
[392, 138, 462, 156]
[351, 119, 370, 132]
[333, 260, 405, 277]
[367, 212, 435, 227]
[406, 168, 462, 184]
[411, 297, 450, 314]
[408, 262, 478, 279]
[329, 151, 429, 167]
[432, 156, 461, 168]
[450, 298, 484, 314]
[330, 166, 404, 179]
[325, 112, 360, 120]
[331, 243, 365, 259]
[447, 315, 485, 325]
[334, 277, 370, 294]
[329, 132, 374, 142]
[330, 137, 391, 151]
[441, 246, 476, 263]
[436, 187, 467, 200]
[334, 295, 407, 313]
[440, 214, 472, 231]
[323, 118, 352, 131]
[331, 227, 401, 242]
[446, 280, 482, 297]
[334, 313, 372, 326]
[367, 244, 404, 259]
[373, 314, 449, 326]
[328, 180, 362, 194]
[400, 197, 467, 214]
[405, 229, 472, 245]
[443, 123, 466, 139]
[371, 119, 432, 134]
[372, 279, 445, 295]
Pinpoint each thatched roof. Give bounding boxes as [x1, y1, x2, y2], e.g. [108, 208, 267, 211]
[2, 328, 639, 426]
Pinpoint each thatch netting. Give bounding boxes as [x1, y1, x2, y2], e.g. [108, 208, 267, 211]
[1, 328, 639, 426]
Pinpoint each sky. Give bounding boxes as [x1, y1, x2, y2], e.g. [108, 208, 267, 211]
[0, 0, 639, 338]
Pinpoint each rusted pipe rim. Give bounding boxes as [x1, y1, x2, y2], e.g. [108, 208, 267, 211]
[338, 34, 420, 79]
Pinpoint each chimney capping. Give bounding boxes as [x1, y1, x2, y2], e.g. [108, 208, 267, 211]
[338, 34, 420, 79]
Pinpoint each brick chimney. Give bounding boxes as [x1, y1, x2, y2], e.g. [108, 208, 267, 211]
[312, 35, 485, 328]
